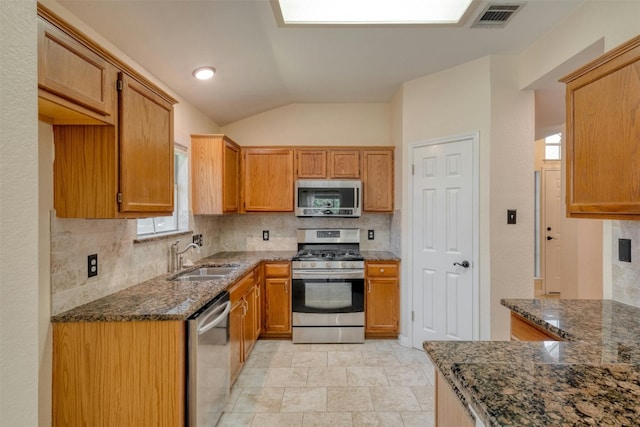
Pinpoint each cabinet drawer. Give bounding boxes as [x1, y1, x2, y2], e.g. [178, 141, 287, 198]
[366, 262, 398, 277]
[264, 262, 291, 278]
[229, 271, 255, 302]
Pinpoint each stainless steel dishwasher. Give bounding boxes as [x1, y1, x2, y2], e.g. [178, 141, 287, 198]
[187, 291, 231, 427]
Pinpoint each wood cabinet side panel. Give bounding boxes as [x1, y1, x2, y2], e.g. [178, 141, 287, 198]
[52, 321, 185, 427]
[119, 74, 174, 214]
[435, 372, 475, 427]
[53, 126, 118, 218]
[191, 135, 223, 214]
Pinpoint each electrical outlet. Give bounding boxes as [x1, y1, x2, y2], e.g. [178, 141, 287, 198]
[88, 254, 98, 278]
[368, 230, 375, 240]
[619, 238, 631, 262]
[263, 230, 269, 241]
[507, 209, 517, 224]
[193, 234, 203, 246]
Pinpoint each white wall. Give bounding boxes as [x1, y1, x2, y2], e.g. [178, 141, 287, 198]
[1, 2, 39, 426]
[401, 57, 495, 340]
[488, 56, 535, 339]
[221, 103, 391, 147]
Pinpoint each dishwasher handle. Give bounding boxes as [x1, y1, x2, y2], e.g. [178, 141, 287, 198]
[197, 301, 231, 335]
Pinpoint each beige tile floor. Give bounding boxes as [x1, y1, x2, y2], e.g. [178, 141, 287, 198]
[218, 339, 435, 427]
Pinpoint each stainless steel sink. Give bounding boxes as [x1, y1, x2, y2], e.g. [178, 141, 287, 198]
[173, 265, 240, 281]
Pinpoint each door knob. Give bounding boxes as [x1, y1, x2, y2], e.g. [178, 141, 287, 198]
[547, 227, 552, 231]
[547, 236, 554, 240]
[453, 261, 470, 268]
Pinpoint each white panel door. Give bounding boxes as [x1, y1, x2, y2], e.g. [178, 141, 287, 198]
[542, 167, 562, 294]
[412, 137, 475, 346]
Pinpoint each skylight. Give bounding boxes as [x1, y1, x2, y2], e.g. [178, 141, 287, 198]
[276, 0, 474, 25]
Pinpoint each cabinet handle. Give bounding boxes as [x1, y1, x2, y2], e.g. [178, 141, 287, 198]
[379, 268, 385, 273]
[367, 282, 371, 293]
[284, 281, 288, 294]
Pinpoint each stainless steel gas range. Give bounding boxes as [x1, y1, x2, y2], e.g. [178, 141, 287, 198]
[291, 228, 365, 343]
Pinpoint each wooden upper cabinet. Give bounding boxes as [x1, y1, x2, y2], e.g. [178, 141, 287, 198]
[562, 35, 640, 219]
[44, 6, 177, 218]
[242, 148, 294, 212]
[362, 149, 394, 212]
[118, 73, 174, 215]
[329, 150, 360, 179]
[295, 148, 360, 179]
[191, 134, 240, 215]
[37, 15, 117, 125]
[296, 149, 327, 178]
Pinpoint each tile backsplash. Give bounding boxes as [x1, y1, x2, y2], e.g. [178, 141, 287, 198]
[612, 220, 640, 307]
[51, 212, 395, 314]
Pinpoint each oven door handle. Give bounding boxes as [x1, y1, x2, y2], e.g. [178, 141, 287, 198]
[293, 270, 364, 280]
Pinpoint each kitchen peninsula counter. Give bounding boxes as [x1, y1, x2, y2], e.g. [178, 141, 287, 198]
[425, 299, 640, 426]
[51, 251, 296, 323]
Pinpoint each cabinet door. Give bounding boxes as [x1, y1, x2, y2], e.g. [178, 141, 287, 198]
[229, 301, 244, 384]
[366, 277, 399, 334]
[365, 261, 399, 336]
[38, 17, 116, 125]
[223, 140, 241, 212]
[296, 150, 327, 178]
[563, 36, 640, 218]
[243, 148, 294, 212]
[264, 277, 292, 334]
[118, 73, 174, 214]
[363, 149, 394, 212]
[329, 150, 360, 179]
[254, 268, 263, 337]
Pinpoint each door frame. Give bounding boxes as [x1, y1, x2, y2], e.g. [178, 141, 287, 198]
[406, 132, 480, 347]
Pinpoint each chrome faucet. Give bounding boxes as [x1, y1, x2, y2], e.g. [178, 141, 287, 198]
[170, 240, 201, 272]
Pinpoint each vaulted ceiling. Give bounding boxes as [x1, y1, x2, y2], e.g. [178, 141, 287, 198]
[58, 0, 585, 128]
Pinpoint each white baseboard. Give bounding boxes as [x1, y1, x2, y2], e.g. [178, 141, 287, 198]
[398, 334, 410, 348]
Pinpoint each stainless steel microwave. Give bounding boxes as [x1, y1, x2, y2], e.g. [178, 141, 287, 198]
[295, 180, 361, 217]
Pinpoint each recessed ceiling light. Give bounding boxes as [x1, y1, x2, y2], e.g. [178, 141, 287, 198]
[192, 66, 216, 80]
[276, 0, 474, 25]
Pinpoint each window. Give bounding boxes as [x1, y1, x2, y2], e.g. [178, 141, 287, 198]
[137, 149, 188, 236]
[544, 133, 562, 160]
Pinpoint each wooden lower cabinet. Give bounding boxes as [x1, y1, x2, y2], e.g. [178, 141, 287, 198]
[365, 261, 400, 337]
[263, 262, 292, 337]
[510, 312, 562, 341]
[52, 321, 185, 427]
[435, 371, 475, 427]
[229, 270, 260, 384]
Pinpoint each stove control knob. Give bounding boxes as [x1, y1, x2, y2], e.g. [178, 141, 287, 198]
[325, 262, 331, 268]
[310, 262, 316, 268]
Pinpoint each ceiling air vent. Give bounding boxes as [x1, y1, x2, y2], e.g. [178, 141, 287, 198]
[471, 3, 524, 28]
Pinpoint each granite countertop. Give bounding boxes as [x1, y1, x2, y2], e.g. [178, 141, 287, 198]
[424, 299, 640, 426]
[52, 250, 399, 323]
[360, 251, 401, 261]
[51, 251, 296, 323]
